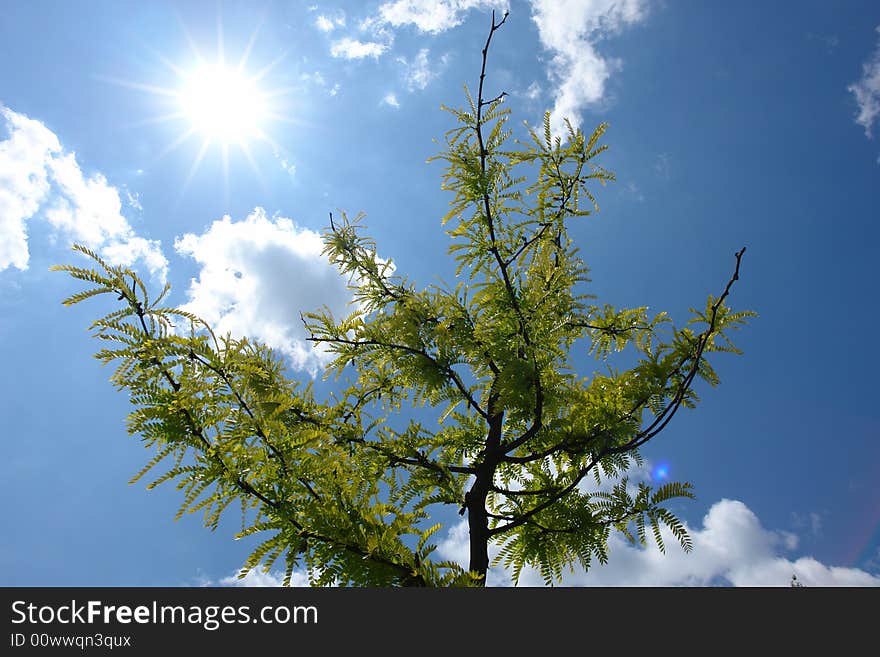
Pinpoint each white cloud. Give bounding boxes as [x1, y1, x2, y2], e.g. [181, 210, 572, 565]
[301, 71, 326, 87]
[219, 569, 310, 587]
[654, 152, 671, 180]
[0, 106, 60, 271]
[301, 71, 341, 97]
[315, 10, 346, 33]
[101, 236, 169, 278]
[125, 190, 142, 211]
[381, 92, 401, 109]
[0, 105, 167, 280]
[330, 37, 388, 60]
[348, 1, 502, 64]
[792, 511, 824, 537]
[806, 32, 839, 54]
[622, 180, 644, 202]
[524, 81, 542, 100]
[45, 153, 132, 246]
[438, 499, 880, 586]
[847, 25, 880, 138]
[271, 146, 298, 181]
[399, 48, 444, 91]
[529, 0, 648, 135]
[377, 0, 508, 35]
[173, 208, 355, 375]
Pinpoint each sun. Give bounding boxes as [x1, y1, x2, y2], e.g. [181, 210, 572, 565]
[102, 18, 297, 199]
[178, 64, 269, 144]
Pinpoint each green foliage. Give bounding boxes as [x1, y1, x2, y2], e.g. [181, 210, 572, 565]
[52, 15, 753, 587]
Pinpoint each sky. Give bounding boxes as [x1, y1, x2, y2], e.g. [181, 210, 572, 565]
[1, 0, 879, 587]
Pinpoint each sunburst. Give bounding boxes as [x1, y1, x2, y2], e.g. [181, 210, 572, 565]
[105, 18, 295, 197]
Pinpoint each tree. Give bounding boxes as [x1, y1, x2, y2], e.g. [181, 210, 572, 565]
[52, 12, 754, 587]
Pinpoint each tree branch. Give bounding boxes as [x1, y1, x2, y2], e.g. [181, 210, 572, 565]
[127, 293, 426, 586]
[605, 247, 747, 455]
[308, 334, 489, 421]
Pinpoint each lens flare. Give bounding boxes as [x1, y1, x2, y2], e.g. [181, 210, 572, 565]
[652, 462, 670, 481]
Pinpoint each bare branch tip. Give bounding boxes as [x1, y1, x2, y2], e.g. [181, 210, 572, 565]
[733, 246, 746, 278]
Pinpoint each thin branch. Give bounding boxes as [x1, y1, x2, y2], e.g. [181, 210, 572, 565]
[526, 507, 643, 536]
[341, 432, 476, 477]
[187, 350, 292, 476]
[480, 90, 507, 107]
[473, 9, 544, 461]
[488, 453, 601, 536]
[569, 322, 654, 335]
[328, 212, 405, 303]
[491, 485, 561, 497]
[308, 334, 489, 421]
[605, 247, 747, 455]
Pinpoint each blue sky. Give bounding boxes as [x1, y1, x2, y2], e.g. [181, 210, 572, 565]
[1, 0, 879, 587]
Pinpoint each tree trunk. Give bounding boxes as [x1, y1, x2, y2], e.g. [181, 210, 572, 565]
[467, 474, 490, 583]
[467, 407, 504, 585]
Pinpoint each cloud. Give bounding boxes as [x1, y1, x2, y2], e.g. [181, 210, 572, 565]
[315, 10, 346, 33]
[376, 0, 508, 34]
[399, 48, 450, 91]
[173, 208, 355, 375]
[654, 152, 671, 180]
[0, 106, 59, 271]
[270, 145, 298, 181]
[621, 180, 644, 202]
[381, 93, 401, 108]
[438, 499, 880, 586]
[301, 71, 341, 97]
[125, 190, 143, 211]
[847, 25, 880, 138]
[219, 569, 310, 587]
[330, 37, 388, 60]
[806, 32, 839, 54]
[345, 1, 502, 64]
[0, 105, 167, 280]
[281, 160, 297, 178]
[529, 0, 648, 135]
[524, 81, 542, 101]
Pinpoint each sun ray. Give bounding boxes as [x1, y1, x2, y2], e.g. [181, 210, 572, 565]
[217, 12, 225, 67]
[238, 141, 267, 193]
[264, 110, 310, 130]
[222, 142, 230, 207]
[154, 126, 198, 162]
[94, 75, 179, 97]
[174, 11, 205, 67]
[261, 85, 299, 101]
[252, 50, 288, 84]
[178, 137, 213, 199]
[125, 111, 188, 129]
[237, 15, 267, 73]
[143, 45, 189, 80]
[257, 132, 286, 159]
